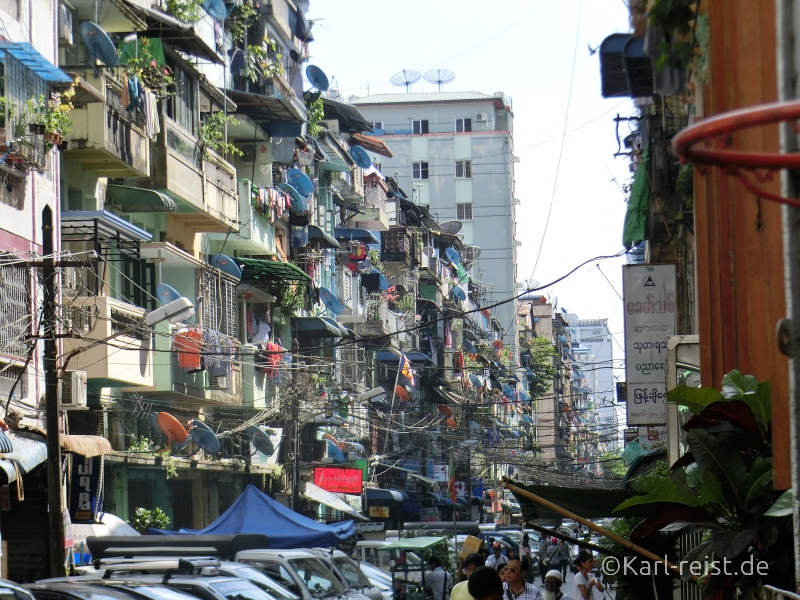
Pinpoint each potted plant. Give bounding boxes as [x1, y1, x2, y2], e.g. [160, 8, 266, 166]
[0, 96, 15, 142]
[199, 111, 243, 160]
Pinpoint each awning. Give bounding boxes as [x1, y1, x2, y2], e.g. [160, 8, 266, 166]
[106, 184, 178, 213]
[0, 42, 73, 84]
[433, 387, 465, 406]
[0, 433, 48, 484]
[322, 98, 374, 133]
[349, 132, 394, 158]
[335, 228, 380, 245]
[302, 482, 368, 521]
[622, 146, 651, 246]
[429, 492, 454, 506]
[381, 536, 447, 551]
[599, 33, 653, 98]
[226, 89, 306, 125]
[506, 480, 650, 521]
[308, 225, 340, 248]
[375, 350, 433, 364]
[293, 317, 346, 338]
[373, 462, 437, 486]
[238, 257, 311, 283]
[317, 132, 354, 172]
[61, 434, 113, 457]
[365, 488, 405, 502]
[61, 210, 153, 244]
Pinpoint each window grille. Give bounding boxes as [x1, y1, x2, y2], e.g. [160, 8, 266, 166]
[0, 365, 26, 400]
[202, 270, 237, 338]
[0, 255, 31, 359]
[456, 203, 473, 220]
[455, 160, 472, 178]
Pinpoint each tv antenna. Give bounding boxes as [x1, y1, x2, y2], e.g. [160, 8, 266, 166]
[423, 69, 455, 91]
[390, 69, 421, 92]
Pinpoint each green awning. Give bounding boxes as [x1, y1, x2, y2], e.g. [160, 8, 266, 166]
[506, 480, 649, 521]
[622, 146, 650, 247]
[293, 317, 345, 338]
[381, 536, 447, 551]
[106, 184, 178, 213]
[238, 257, 311, 282]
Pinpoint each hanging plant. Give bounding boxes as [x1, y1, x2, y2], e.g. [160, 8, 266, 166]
[241, 41, 282, 82]
[121, 38, 174, 98]
[304, 91, 324, 137]
[163, 0, 203, 24]
[227, 1, 259, 45]
[199, 111, 244, 159]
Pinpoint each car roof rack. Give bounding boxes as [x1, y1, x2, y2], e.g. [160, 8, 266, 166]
[88, 535, 269, 564]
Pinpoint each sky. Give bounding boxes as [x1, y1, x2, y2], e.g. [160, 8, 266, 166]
[308, 0, 635, 381]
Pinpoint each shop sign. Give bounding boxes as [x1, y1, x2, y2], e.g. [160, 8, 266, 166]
[69, 455, 103, 523]
[314, 467, 363, 494]
[368, 505, 390, 518]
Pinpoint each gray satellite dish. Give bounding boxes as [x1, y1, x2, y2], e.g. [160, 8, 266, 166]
[439, 220, 462, 235]
[390, 69, 421, 93]
[423, 69, 455, 91]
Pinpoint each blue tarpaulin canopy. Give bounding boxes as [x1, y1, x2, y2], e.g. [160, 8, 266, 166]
[150, 485, 355, 547]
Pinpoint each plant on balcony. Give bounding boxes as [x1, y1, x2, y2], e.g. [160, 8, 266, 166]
[122, 38, 175, 98]
[304, 90, 324, 137]
[648, 0, 698, 71]
[163, 0, 202, 24]
[199, 111, 244, 159]
[367, 248, 384, 272]
[227, 0, 259, 44]
[241, 41, 282, 83]
[0, 96, 14, 130]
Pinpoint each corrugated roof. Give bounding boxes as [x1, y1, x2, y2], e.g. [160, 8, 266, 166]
[350, 91, 496, 105]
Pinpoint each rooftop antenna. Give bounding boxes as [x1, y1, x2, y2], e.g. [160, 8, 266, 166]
[390, 69, 421, 93]
[423, 69, 455, 91]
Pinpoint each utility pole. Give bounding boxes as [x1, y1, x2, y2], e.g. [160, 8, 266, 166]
[42, 206, 65, 577]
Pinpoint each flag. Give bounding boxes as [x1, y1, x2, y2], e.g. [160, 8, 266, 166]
[448, 449, 457, 503]
[399, 353, 415, 387]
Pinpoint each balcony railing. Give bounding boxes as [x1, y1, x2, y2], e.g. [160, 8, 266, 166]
[64, 74, 150, 177]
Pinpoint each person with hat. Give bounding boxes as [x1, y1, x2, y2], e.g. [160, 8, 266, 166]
[543, 570, 574, 600]
[486, 542, 509, 572]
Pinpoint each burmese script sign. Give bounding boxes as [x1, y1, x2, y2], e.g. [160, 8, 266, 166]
[623, 264, 676, 426]
[314, 467, 363, 494]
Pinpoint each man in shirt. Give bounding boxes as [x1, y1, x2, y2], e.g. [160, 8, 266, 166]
[468, 567, 504, 600]
[427, 555, 453, 600]
[537, 537, 552, 583]
[502, 557, 542, 600]
[451, 553, 485, 600]
[486, 542, 509, 571]
[543, 570, 575, 600]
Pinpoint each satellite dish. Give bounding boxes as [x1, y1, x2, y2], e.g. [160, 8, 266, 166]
[446, 417, 457, 428]
[156, 412, 188, 445]
[452, 285, 466, 302]
[349, 145, 372, 170]
[319, 287, 344, 315]
[462, 339, 477, 355]
[493, 340, 504, 350]
[286, 168, 314, 196]
[519, 391, 531, 402]
[156, 283, 183, 304]
[323, 433, 341, 447]
[444, 247, 462, 265]
[188, 419, 220, 454]
[390, 69, 421, 92]
[277, 182, 309, 213]
[439, 221, 462, 235]
[209, 254, 242, 280]
[423, 69, 455, 91]
[326, 439, 345, 464]
[468, 421, 481, 432]
[247, 425, 275, 456]
[201, 0, 226, 21]
[305, 65, 330, 92]
[341, 441, 364, 455]
[80, 22, 118, 76]
[503, 383, 516, 398]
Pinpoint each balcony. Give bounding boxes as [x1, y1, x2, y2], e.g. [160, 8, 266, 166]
[207, 180, 277, 255]
[382, 227, 419, 266]
[63, 296, 153, 389]
[149, 116, 239, 232]
[63, 73, 149, 177]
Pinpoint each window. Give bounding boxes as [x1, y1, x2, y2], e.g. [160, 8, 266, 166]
[412, 161, 429, 179]
[372, 121, 383, 129]
[412, 120, 429, 135]
[457, 203, 473, 220]
[456, 118, 472, 133]
[455, 160, 472, 178]
[166, 61, 197, 136]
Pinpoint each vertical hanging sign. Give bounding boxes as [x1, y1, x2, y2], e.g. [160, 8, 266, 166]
[622, 264, 677, 426]
[69, 455, 104, 523]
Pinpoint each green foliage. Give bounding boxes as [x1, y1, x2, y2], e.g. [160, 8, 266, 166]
[128, 434, 155, 453]
[304, 91, 325, 137]
[128, 507, 170, 534]
[259, 278, 305, 316]
[648, 0, 696, 71]
[519, 335, 558, 402]
[241, 42, 282, 82]
[367, 248, 384, 272]
[226, 0, 258, 44]
[121, 38, 174, 97]
[598, 451, 628, 478]
[0, 96, 15, 128]
[200, 112, 244, 159]
[613, 371, 793, 598]
[163, 0, 202, 23]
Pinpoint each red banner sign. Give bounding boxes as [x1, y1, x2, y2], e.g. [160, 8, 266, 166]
[314, 467, 363, 494]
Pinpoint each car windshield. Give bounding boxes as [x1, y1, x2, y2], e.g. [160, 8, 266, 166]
[288, 558, 345, 598]
[209, 580, 273, 600]
[332, 557, 370, 588]
[229, 567, 298, 600]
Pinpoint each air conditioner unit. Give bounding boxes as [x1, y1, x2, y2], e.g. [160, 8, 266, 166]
[58, 4, 74, 46]
[319, 119, 340, 138]
[208, 375, 229, 390]
[474, 113, 488, 122]
[59, 370, 87, 409]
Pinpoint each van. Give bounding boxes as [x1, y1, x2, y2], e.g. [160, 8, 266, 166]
[235, 549, 369, 600]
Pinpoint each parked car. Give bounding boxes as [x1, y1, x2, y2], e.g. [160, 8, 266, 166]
[235, 549, 366, 600]
[2, 579, 37, 600]
[215, 562, 299, 600]
[355, 563, 391, 590]
[306, 550, 383, 600]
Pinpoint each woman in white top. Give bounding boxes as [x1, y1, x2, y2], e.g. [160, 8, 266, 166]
[574, 550, 604, 600]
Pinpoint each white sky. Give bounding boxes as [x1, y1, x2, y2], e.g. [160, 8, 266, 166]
[309, 0, 635, 379]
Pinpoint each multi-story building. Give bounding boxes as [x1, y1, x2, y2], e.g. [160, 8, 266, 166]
[347, 92, 520, 361]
